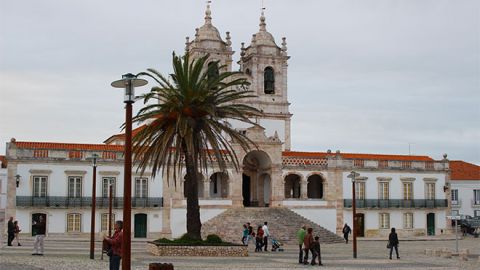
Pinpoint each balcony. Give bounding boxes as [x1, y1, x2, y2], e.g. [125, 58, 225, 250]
[451, 200, 461, 208]
[344, 199, 448, 209]
[16, 196, 163, 208]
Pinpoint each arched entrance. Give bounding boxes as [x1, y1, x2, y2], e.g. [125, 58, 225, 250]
[209, 172, 229, 198]
[307, 174, 324, 199]
[284, 174, 301, 198]
[242, 150, 272, 207]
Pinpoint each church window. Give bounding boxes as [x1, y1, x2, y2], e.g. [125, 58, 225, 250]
[264, 67, 275, 94]
[245, 68, 251, 76]
[207, 62, 219, 81]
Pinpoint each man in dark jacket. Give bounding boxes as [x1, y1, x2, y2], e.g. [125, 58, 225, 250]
[32, 216, 46, 255]
[7, 217, 15, 246]
[342, 223, 351, 244]
[388, 227, 400, 259]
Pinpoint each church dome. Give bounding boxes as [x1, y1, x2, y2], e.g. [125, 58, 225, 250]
[251, 12, 277, 47]
[195, 4, 224, 43]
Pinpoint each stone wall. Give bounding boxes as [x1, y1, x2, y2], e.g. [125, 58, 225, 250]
[147, 243, 248, 257]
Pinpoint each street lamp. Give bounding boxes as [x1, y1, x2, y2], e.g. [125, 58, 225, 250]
[111, 73, 147, 270]
[347, 171, 360, 259]
[108, 178, 114, 237]
[90, 153, 99, 260]
[15, 174, 21, 188]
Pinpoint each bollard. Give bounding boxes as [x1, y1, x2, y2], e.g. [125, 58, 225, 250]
[149, 263, 174, 270]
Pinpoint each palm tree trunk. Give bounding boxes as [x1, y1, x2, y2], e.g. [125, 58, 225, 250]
[183, 146, 202, 240]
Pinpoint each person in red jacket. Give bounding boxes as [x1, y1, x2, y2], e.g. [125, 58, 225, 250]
[104, 220, 123, 270]
[303, 227, 314, 265]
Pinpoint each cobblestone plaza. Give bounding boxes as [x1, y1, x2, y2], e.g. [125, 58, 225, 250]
[1, 238, 479, 269]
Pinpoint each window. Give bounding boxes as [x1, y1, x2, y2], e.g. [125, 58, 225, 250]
[403, 182, 413, 200]
[207, 62, 219, 82]
[67, 213, 81, 232]
[33, 176, 47, 197]
[451, 189, 458, 204]
[403, 213, 413, 229]
[426, 183, 435, 200]
[102, 177, 116, 198]
[356, 182, 366, 200]
[474, 190, 480, 205]
[451, 210, 459, 216]
[135, 177, 148, 198]
[379, 182, 389, 200]
[264, 67, 275, 94]
[474, 210, 480, 217]
[379, 213, 390, 229]
[101, 213, 115, 232]
[68, 176, 82, 198]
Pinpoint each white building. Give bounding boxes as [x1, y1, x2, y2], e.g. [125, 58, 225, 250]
[4, 4, 454, 240]
[450, 161, 480, 218]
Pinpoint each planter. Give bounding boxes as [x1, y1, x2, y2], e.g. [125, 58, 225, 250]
[147, 242, 248, 257]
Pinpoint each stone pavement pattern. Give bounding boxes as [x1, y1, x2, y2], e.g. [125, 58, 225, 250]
[0, 238, 479, 270]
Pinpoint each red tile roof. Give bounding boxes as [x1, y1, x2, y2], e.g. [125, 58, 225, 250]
[103, 125, 146, 144]
[282, 151, 434, 161]
[450, 160, 480, 180]
[14, 141, 124, 152]
[0, 155, 7, 168]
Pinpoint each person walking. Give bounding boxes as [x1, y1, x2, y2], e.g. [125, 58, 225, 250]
[262, 221, 270, 251]
[255, 225, 264, 252]
[311, 236, 323, 266]
[388, 227, 400, 260]
[342, 223, 351, 244]
[14, 220, 22, 246]
[32, 216, 46, 255]
[296, 225, 306, 264]
[303, 227, 314, 265]
[7, 217, 15, 246]
[242, 224, 249, 245]
[104, 220, 124, 270]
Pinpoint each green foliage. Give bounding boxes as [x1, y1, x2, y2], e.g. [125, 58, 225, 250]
[205, 234, 223, 243]
[153, 234, 236, 246]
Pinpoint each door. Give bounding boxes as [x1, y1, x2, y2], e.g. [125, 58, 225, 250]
[427, 213, 435, 236]
[242, 174, 251, 207]
[31, 213, 46, 236]
[134, 213, 147, 238]
[355, 213, 365, 237]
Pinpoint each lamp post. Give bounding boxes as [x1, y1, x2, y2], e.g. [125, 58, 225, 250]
[111, 73, 147, 270]
[347, 171, 360, 259]
[108, 179, 114, 237]
[89, 153, 99, 260]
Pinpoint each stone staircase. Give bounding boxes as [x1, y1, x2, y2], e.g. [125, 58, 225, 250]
[201, 207, 344, 245]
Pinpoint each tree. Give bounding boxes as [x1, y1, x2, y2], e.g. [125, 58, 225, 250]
[132, 52, 260, 239]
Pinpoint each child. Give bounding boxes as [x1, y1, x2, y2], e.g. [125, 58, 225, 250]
[255, 226, 264, 252]
[311, 236, 323, 266]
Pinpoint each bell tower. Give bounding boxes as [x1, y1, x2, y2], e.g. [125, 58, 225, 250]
[238, 11, 292, 150]
[185, 3, 234, 73]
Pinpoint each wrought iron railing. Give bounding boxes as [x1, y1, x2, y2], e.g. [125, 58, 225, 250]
[16, 196, 163, 208]
[343, 199, 448, 208]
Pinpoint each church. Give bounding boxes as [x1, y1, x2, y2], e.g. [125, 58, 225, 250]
[4, 4, 455, 243]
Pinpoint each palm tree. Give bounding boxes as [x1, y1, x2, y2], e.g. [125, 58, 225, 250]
[132, 52, 260, 240]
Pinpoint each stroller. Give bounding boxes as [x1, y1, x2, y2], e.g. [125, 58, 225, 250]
[271, 238, 284, 251]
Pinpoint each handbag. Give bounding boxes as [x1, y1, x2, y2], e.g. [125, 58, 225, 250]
[386, 241, 391, 249]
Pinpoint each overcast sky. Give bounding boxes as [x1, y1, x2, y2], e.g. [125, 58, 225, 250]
[0, 0, 479, 164]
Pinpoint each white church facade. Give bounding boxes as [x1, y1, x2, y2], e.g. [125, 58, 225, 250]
[4, 5, 456, 240]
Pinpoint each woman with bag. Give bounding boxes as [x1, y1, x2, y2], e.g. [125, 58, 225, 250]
[388, 227, 400, 259]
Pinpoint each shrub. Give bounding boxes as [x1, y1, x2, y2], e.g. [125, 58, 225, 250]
[205, 234, 222, 244]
